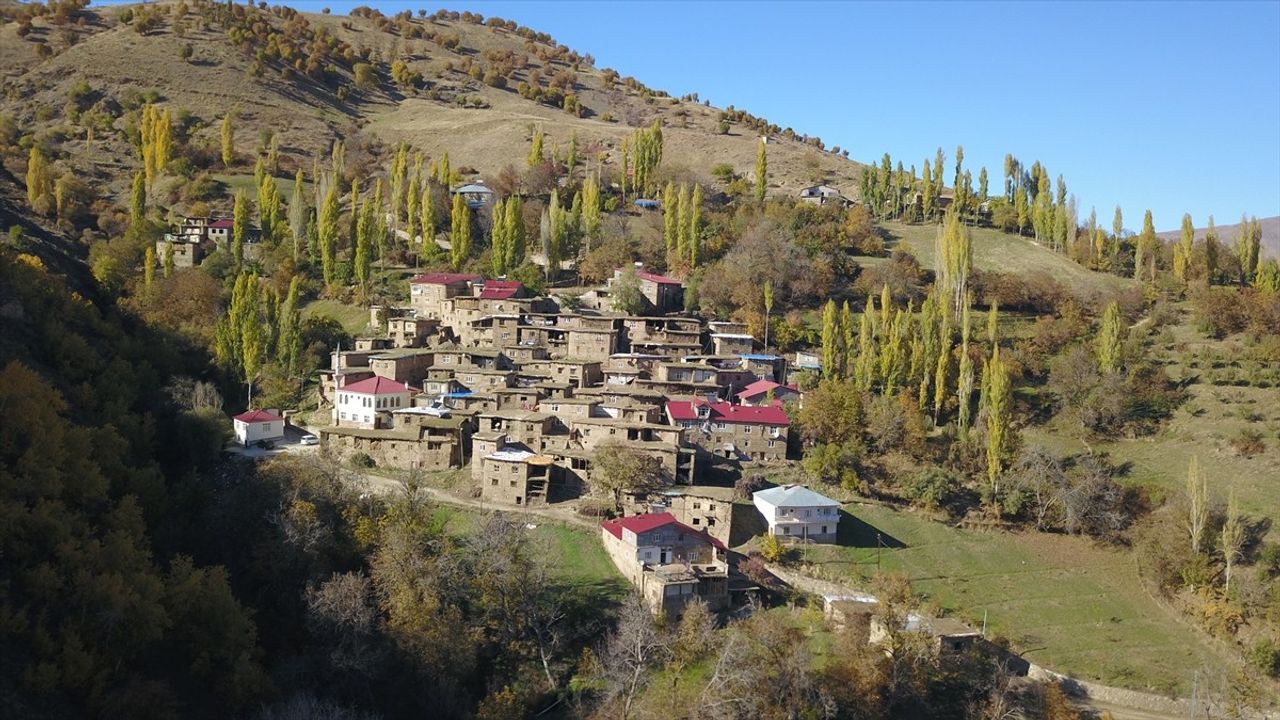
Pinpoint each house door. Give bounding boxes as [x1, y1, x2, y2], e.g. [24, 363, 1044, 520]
[660, 550, 670, 564]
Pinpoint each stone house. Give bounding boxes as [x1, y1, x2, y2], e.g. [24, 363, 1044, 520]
[368, 349, 435, 385]
[387, 316, 439, 348]
[320, 411, 468, 470]
[622, 485, 736, 546]
[665, 399, 790, 463]
[409, 272, 480, 320]
[600, 513, 729, 618]
[566, 328, 618, 362]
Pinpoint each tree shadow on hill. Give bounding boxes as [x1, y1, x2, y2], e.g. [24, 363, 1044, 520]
[838, 509, 905, 549]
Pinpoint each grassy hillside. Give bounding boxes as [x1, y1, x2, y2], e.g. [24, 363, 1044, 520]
[877, 220, 1136, 300]
[1, 2, 864, 211]
[1024, 303, 1280, 528]
[810, 503, 1242, 696]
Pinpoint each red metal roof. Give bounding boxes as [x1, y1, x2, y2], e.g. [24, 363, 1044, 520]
[601, 512, 726, 550]
[665, 399, 790, 426]
[340, 376, 413, 395]
[479, 280, 524, 300]
[636, 270, 681, 285]
[735, 379, 798, 399]
[410, 272, 481, 285]
[233, 409, 283, 423]
[209, 219, 234, 229]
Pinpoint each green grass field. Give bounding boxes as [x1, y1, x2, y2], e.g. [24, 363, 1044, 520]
[805, 504, 1236, 695]
[433, 505, 626, 591]
[303, 297, 372, 335]
[875, 221, 1135, 299]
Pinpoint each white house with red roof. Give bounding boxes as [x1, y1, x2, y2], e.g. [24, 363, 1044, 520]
[735, 379, 800, 407]
[600, 512, 729, 616]
[334, 376, 414, 429]
[233, 409, 285, 447]
[665, 399, 790, 462]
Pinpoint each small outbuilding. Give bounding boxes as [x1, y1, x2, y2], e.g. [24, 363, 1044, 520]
[233, 409, 286, 447]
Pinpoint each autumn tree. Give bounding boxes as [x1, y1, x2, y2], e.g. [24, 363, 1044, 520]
[25, 147, 54, 215]
[592, 441, 668, 510]
[527, 127, 544, 168]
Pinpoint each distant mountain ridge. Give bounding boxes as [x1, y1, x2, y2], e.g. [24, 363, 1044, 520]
[1157, 216, 1280, 259]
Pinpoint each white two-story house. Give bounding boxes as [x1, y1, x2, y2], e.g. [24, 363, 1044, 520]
[752, 484, 841, 544]
[334, 376, 413, 429]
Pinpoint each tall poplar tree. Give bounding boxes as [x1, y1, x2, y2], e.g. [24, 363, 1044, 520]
[289, 169, 306, 262]
[581, 173, 601, 251]
[662, 182, 678, 257]
[505, 195, 524, 269]
[232, 190, 248, 270]
[821, 300, 838, 378]
[318, 181, 339, 290]
[1096, 301, 1122, 374]
[129, 171, 147, 229]
[491, 198, 508, 277]
[688, 184, 703, 267]
[1174, 213, 1194, 281]
[985, 346, 1012, 512]
[450, 193, 471, 270]
[1204, 215, 1219, 283]
[220, 113, 235, 167]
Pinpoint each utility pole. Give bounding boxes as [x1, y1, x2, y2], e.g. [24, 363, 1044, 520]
[876, 532, 882, 572]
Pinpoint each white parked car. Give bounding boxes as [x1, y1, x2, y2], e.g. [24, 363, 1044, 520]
[299, 434, 319, 446]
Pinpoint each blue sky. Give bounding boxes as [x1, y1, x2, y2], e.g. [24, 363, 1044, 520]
[161, 1, 1280, 230]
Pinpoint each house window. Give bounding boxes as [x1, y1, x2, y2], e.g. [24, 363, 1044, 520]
[782, 526, 790, 535]
[491, 479, 497, 485]
[693, 502, 701, 509]
[822, 526, 828, 534]
[692, 518, 700, 525]
[707, 517, 716, 526]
